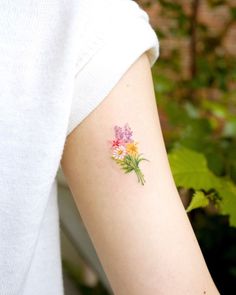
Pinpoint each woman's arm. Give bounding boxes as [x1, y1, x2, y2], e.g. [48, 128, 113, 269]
[60, 52, 220, 295]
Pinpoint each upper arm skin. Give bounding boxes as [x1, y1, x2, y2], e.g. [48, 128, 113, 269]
[60, 53, 220, 295]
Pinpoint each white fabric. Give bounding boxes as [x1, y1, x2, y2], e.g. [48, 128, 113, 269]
[0, 0, 159, 294]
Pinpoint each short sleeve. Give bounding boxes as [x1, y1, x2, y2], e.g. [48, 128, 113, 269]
[66, 0, 160, 137]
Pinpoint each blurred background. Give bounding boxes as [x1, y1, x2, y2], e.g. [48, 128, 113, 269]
[57, 0, 236, 294]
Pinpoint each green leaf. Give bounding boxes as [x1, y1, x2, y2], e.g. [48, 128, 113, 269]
[186, 191, 210, 213]
[122, 167, 134, 173]
[168, 147, 219, 190]
[168, 146, 236, 228]
[134, 153, 150, 165]
[217, 180, 236, 227]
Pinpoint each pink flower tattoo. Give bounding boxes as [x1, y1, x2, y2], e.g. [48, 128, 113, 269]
[109, 123, 149, 185]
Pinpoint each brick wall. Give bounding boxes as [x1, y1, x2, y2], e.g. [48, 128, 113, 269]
[137, 0, 236, 79]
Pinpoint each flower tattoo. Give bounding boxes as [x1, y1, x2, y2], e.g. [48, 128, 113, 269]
[109, 123, 149, 185]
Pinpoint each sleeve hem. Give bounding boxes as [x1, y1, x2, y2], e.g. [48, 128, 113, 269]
[66, 17, 159, 137]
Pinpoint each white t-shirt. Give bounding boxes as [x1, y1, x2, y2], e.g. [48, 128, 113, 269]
[0, 0, 159, 294]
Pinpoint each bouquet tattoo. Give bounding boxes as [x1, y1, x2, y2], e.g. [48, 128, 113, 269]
[109, 123, 149, 185]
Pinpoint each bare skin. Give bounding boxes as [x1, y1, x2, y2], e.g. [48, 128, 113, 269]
[60, 52, 220, 295]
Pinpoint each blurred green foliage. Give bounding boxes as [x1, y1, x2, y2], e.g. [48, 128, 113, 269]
[149, 0, 236, 292]
[150, 0, 236, 225]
